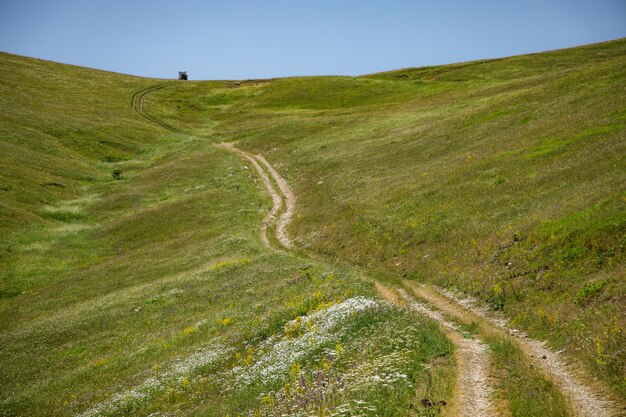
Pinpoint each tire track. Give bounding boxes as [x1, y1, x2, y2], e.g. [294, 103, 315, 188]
[132, 84, 291, 250]
[424, 284, 620, 417]
[215, 144, 294, 250]
[217, 143, 284, 249]
[134, 95, 497, 415]
[376, 282, 496, 417]
[254, 154, 295, 249]
[132, 83, 179, 132]
[187, 139, 499, 415]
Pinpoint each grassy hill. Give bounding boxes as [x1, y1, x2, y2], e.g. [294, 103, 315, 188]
[146, 39, 625, 397]
[0, 55, 453, 416]
[0, 38, 624, 417]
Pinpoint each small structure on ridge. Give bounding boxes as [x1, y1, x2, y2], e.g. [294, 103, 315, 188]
[178, 71, 188, 80]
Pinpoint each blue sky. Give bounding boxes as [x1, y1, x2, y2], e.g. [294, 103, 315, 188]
[1, 0, 624, 80]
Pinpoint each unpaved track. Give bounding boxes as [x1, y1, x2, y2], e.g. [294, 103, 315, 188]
[376, 282, 496, 417]
[217, 143, 283, 249]
[220, 144, 294, 250]
[211, 142, 620, 416]
[132, 83, 178, 132]
[397, 289, 495, 417]
[254, 154, 295, 249]
[134, 84, 620, 417]
[424, 284, 619, 417]
[133, 85, 290, 249]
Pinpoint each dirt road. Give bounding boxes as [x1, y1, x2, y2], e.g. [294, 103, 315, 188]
[377, 282, 496, 417]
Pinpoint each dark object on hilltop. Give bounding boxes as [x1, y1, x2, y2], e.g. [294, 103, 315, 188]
[178, 71, 188, 80]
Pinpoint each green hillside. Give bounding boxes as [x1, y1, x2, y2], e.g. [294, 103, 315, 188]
[1, 38, 625, 417]
[0, 55, 452, 416]
[148, 38, 626, 395]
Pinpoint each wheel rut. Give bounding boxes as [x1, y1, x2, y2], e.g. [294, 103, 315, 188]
[218, 142, 496, 415]
[254, 154, 296, 249]
[216, 143, 288, 249]
[422, 284, 620, 417]
[132, 83, 178, 132]
[376, 282, 496, 417]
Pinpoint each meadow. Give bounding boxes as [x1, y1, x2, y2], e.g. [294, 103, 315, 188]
[0, 53, 452, 416]
[147, 38, 625, 402]
[1, 38, 624, 417]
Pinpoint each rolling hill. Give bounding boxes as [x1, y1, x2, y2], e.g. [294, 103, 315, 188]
[1, 38, 624, 417]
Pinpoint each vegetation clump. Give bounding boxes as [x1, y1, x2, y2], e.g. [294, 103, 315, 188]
[111, 168, 123, 180]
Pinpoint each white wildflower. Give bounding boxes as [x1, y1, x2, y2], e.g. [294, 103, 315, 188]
[78, 341, 230, 417]
[233, 297, 382, 386]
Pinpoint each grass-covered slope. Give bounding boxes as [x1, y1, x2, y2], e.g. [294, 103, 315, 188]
[0, 53, 163, 299]
[0, 53, 162, 229]
[147, 38, 626, 396]
[0, 55, 453, 416]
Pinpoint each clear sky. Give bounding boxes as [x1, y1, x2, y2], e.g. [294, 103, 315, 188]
[1, 0, 624, 80]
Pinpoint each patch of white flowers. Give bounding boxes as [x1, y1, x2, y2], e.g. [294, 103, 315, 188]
[79, 297, 399, 416]
[343, 349, 411, 389]
[331, 399, 378, 416]
[233, 297, 383, 386]
[78, 342, 230, 417]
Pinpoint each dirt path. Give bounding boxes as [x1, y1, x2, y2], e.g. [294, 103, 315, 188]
[133, 85, 289, 249]
[376, 282, 496, 417]
[254, 154, 295, 249]
[216, 142, 298, 250]
[132, 83, 178, 132]
[418, 284, 619, 417]
[217, 143, 284, 249]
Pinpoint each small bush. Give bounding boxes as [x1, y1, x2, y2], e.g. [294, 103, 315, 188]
[575, 280, 607, 305]
[111, 168, 123, 180]
[559, 244, 586, 264]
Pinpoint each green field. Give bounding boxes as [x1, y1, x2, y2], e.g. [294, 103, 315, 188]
[1, 38, 625, 416]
